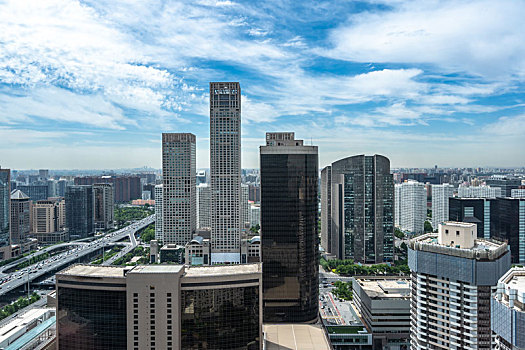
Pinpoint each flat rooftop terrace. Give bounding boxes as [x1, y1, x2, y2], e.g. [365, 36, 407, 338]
[264, 324, 330, 350]
[58, 264, 125, 278]
[355, 278, 410, 299]
[184, 263, 261, 277]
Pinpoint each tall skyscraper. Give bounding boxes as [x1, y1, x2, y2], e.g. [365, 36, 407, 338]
[196, 184, 211, 229]
[321, 154, 394, 263]
[93, 183, 114, 231]
[409, 222, 510, 350]
[431, 183, 454, 230]
[154, 184, 163, 241]
[490, 197, 525, 264]
[10, 189, 30, 246]
[65, 185, 94, 239]
[320, 166, 332, 254]
[241, 184, 250, 231]
[395, 180, 426, 234]
[210, 82, 242, 263]
[486, 177, 521, 197]
[162, 133, 196, 245]
[0, 168, 10, 259]
[260, 132, 319, 322]
[449, 197, 491, 239]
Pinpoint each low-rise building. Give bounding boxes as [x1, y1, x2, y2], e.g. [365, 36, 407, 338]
[352, 277, 411, 350]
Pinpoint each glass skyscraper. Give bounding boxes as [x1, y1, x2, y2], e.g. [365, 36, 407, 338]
[65, 185, 94, 239]
[0, 168, 10, 258]
[260, 132, 319, 323]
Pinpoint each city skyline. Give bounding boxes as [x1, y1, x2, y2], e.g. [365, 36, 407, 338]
[1, 0, 525, 169]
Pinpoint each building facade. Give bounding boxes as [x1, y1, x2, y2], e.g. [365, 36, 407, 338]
[458, 185, 502, 198]
[260, 132, 319, 322]
[395, 180, 427, 234]
[431, 183, 454, 231]
[154, 184, 163, 242]
[241, 184, 250, 231]
[0, 168, 10, 259]
[490, 197, 525, 264]
[486, 177, 521, 197]
[449, 197, 491, 239]
[16, 184, 48, 201]
[74, 176, 141, 203]
[323, 154, 394, 263]
[162, 133, 196, 246]
[56, 263, 262, 350]
[492, 267, 525, 350]
[320, 165, 332, 254]
[65, 185, 94, 239]
[512, 188, 525, 198]
[10, 189, 30, 246]
[210, 82, 242, 263]
[196, 184, 211, 229]
[93, 183, 114, 231]
[409, 222, 511, 350]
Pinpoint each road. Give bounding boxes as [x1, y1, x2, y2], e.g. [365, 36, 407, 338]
[0, 215, 155, 296]
[102, 227, 140, 266]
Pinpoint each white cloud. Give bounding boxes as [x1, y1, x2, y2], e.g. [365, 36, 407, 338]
[322, 0, 525, 79]
[482, 114, 525, 136]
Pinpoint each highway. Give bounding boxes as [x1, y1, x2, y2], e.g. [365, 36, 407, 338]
[0, 215, 155, 296]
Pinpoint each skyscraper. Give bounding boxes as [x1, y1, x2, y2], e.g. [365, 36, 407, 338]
[65, 185, 94, 239]
[196, 184, 211, 229]
[241, 184, 250, 231]
[431, 183, 454, 230]
[162, 133, 196, 245]
[154, 184, 163, 241]
[93, 183, 114, 231]
[486, 177, 521, 197]
[210, 82, 242, 263]
[320, 166, 332, 254]
[409, 222, 510, 350]
[322, 154, 394, 263]
[0, 168, 10, 259]
[10, 189, 30, 246]
[260, 132, 319, 322]
[395, 180, 426, 234]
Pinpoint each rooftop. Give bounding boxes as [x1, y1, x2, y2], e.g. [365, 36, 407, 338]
[184, 263, 261, 277]
[495, 267, 525, 311]
[129, 265, 184, 274]
[264, 324, 330, 350]
[355, 278, 410, 299]
[10, 189, 29, 200]
[58, 264, 125, 278]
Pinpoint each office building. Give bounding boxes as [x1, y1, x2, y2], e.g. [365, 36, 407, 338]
[320, 165, 332, 254]
[260, 132, 319, 322]
[154, 184, 163, 241]
[93, 183, 114, 231]
[10, 189, 30, 246]
[395, 180, 426, 234]
[409, 222, 510, 350]
[431, 183, 454, 231]
[492, 267, 525, 350]
[196, 170, 207, 185]
[241, 183, 250, 230]
[74, 175, 141, 203]
[196, 183, 211, 229]
[250, 204, 260, 227]
[512, 188, 525, 198]
[47, 179, 57, 197]
[0, 168, 10, 259]
[248, 184, 261, 203]
[486, 177, 521, 197]
[56, 179, 71, 197]
[162, 133, 196, 245]
[65, 185, 94, 239]
[449, 197, 491, 239]
[32, 198, 67, 244]
[38, 169, 49, 180]
[458, 185, 502, 198]
[56, 263, 262, 350]
[490, 197, 525, 264]
[210, 82, 242, 263]
[17, 184, 49, 201]
[321, 154, 394, 262]
[352, 277, 411, 349]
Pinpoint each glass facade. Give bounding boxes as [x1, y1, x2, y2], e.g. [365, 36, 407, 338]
[491, 198, 525, 264]
[332, 155, 393, 263]
[0, 169, 9, 250]
[181, 286, 260, 349]
[57, 286, 127, 349]
[65, 185, 94, 239]
[261, 151, 319, 322]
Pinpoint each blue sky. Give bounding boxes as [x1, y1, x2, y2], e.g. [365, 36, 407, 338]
[1, 0, 525, 169]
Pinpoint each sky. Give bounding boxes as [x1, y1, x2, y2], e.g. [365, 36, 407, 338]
[1, 0, 525, 170]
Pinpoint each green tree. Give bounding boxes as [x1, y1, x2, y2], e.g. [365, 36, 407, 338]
[424, 221, 433, 233]
[394, 228, 405, 239]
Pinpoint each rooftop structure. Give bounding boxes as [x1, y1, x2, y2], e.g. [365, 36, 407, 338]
[264, 324, 331, 350]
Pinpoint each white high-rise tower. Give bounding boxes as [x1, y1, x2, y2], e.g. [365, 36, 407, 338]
[210, 82, 242, 263]
[431, 184, 454, 230]
[395, 180, 426, 234]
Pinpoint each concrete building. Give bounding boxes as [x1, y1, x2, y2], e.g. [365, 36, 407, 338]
[93, 183, 114, 231]
[196, 183, 211, 229]
[409, 222, 511, 350]
[154, 184, 163, 242]
[458, 185, 502, 198]
[185, 233, 260, 266]
[250, 204, 260, 228]
[431, 183, 454, 230]
[512, 188, 525, 198]
[492, 267, 525, 350]
[16, 184, 49, 201]
[260, 132, 319, 322]
[486, 177, 521, 197]
[0, 168, 10, 259]
[74, 175, 141, 203]
[56, 263, 262, 350]
[0, 307, 55, 350]
[241, 183, 250, 231]
[210, 82, 242, 263]
[321, 154, 394, 263]
[352, 277, 411, 350]
[395, 180, 427, 234]
[65, 185, 94, 239]
[162, 133, 196, 245]
[10, 189, 30, 246]
[320, 165, 332, 255]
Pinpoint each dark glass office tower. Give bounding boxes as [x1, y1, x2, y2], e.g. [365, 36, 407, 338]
[65, 185, 94, 239]
[449, 198, 491, 239]
[260, 132, 319, 323]
[0, 168, 10, 258]
[10, 189, 30, 246]
[486, 177, 521, 197]
[490, 198, 525, 264]
[325, 155, 394, 263]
